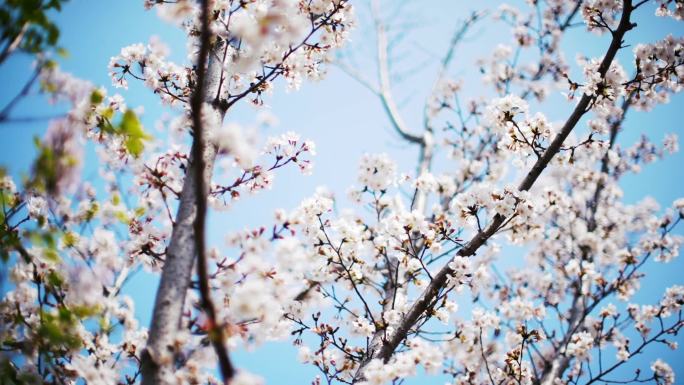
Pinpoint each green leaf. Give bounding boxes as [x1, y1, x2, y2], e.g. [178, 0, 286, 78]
[115, 210, 129, 224]
[55, 47, 68, 58]
[46, 270, 64, 288]
[119, 110, 151, 158]
[90, 89, 104, 104]
[111, 192, 120, 206]
[83, 201, 99, 222]
[134, 206, 146, 217]
[30, 137, 57, 194]
[37, 310, 82, 350]
[62, 231, 78, 247]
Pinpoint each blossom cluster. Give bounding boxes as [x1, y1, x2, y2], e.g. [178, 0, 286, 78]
[3, 0, 684, 385]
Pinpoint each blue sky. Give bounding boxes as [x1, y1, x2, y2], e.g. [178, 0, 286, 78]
[1, 0, 683, 384]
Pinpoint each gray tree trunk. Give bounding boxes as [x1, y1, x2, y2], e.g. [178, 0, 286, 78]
[141, 41, 226, 385]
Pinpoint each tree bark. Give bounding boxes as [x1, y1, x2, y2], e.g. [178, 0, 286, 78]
[141, 41, 226, 385]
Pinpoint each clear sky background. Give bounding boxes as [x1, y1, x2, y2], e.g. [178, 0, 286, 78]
[0, 0, 683, 384]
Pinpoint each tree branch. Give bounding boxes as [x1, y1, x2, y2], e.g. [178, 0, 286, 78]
[372, 0, 424, 145]
[354, 0, 636, 379]
[538, 93, 634, 385]
[0, 21, 28, 66]
[190, 0, 235, 382]
[140, 27, 229, 385]
[141, 4, 351, 383]
[0, 68, 41, 124]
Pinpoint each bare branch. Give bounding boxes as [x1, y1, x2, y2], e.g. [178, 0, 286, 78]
[0, 21, 28, 66]
[372, 0, 424, 145]
[0, 68, 41, 124]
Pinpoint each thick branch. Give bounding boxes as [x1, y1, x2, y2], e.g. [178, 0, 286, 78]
[191, 0, 235, 382]
[354, 0, 635, 378]
[140, 5, 350, 382]
[140, 37, 228, 385]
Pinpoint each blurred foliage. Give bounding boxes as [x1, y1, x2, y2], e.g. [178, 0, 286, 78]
[0, 178, 99, 383]
[0, 0, 69, 63]
[0, 168, 21, 263]
[29, 137, 61, 196]
[0, 358, 41, 384]
[93, 89, 152, 158]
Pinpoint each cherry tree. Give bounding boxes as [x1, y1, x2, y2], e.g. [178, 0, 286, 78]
[1, 0, 354, 383]
[0, 0, 683, 385]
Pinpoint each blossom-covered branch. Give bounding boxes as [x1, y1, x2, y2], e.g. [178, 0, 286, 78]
[356, 0, 638, 377]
